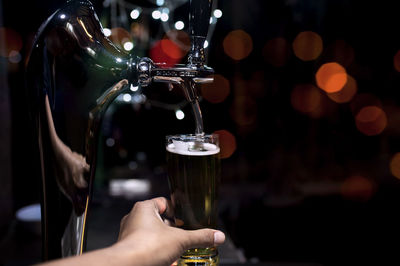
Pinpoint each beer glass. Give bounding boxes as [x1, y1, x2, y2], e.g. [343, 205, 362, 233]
[166, 134, 221, 266]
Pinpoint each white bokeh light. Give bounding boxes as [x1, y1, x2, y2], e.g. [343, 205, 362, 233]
[175, 110, 185, 120]
[175, 21, 185, 30]
[103, 28, 111, 37]
[123, 93, 132, 102]
[161, 13, 169, 22]
[213, 9, 222, 18]
[204, 40, 209, 48]
[123, 41, 134, 51]
[130, 9, 140, 19]
[152, 10, 161, 19]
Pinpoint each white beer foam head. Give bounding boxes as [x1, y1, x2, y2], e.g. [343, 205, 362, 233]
[167, 141, 220, 156]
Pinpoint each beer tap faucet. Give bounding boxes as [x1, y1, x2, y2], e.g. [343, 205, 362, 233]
[138, 0, 214, 103]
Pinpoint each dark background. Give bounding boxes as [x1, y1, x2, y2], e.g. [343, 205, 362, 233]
[2, 0, 400, 265]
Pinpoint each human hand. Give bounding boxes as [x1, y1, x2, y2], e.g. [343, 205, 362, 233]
[113, 197, 225, 266]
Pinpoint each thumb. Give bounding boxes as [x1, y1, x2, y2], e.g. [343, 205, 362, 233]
[183, 229, 225, 249]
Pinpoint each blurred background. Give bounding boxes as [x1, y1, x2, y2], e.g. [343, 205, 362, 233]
[3, 0, 400, 265]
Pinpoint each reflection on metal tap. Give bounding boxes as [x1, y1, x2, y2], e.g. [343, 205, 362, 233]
[44, 95, 89, 207]
[26, 0, 214, 261]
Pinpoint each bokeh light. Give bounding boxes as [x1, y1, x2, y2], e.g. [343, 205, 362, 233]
[213, 9, 223, 18]
[291, 84, 321, 113]
[110, 27, 131, 50]
[263, 37, 291, 67]
[326, 74, 357, 103]
[341, 175, 375, 202]
[160, 39, 183, 60]
[292, 31, 323, 61]
[214, 130, 237, 159]
[174, 21, 185, 30]
[175, 110, 185, 120]
[150, 36, 185, 67]
[152, 10, 162, 20]
[350, 93, 382, 116]
[316, 62, 347, 93]
[383, 106, 400, 136]
[103, 28, 111, 37]
[130, 9, 140, 20]
[390, 153, 400, 179]
[164, 30, 190, 55]
[0, 27, 23, 57]
[223, 30, 253, 61]
[200, 74, 230, 103]
[355, 106, 387, 136]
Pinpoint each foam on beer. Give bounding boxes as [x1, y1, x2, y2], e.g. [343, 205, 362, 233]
[167, 140, 220, 156]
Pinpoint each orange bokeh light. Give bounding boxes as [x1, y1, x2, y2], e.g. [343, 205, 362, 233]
[214, 130, 237, 159]
[390, 153, 400, 179]
[341, 175, 374, 202]
[292, 31, 323, 61]
[110, 27, 131, 49]
[201, 74, 230, 103]
[316, 62, 347, 93]
[326, 74, 357, 103]
[291, 84, 321, 113]
[350, 93, 381, 116]
[223, 30, 253, 61]
[355, 106, 387, 136]
[0, 27, 23, 57]
[263, 37, 291, 67]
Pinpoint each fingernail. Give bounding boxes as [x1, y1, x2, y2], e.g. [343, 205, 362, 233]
[213, 231, 225, 245]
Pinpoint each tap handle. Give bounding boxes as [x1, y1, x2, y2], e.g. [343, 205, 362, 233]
[188, 0, 213, 67]
[189, 0, 212, 38]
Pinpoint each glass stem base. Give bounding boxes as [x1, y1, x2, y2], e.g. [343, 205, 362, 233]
[177, 247, 219, 266]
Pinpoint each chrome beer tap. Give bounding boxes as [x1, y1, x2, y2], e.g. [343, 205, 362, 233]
[138, 0, 214, 134]
[138, 0, 213, 106]
[26, 0, 213, 261]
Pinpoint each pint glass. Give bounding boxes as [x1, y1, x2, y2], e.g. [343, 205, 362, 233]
[166, 134, 220, 266]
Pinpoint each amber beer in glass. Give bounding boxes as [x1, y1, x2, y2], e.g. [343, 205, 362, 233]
[166, 134, 220, 266]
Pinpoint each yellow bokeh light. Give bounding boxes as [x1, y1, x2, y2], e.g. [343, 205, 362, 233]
[316, 62, 347, 93]
[355, 106, 387, 136]
[326, 74, 357, 103]
[292, 31, 323, 61]
[263, 37, 290, 67]
[201, 74, 230, 103]
[223, 30, 253, 61]
[213, 130, 237, 159]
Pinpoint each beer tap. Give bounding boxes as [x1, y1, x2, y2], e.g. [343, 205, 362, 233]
[26, 0, 214, 260]
[138, 0, 214, 103]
